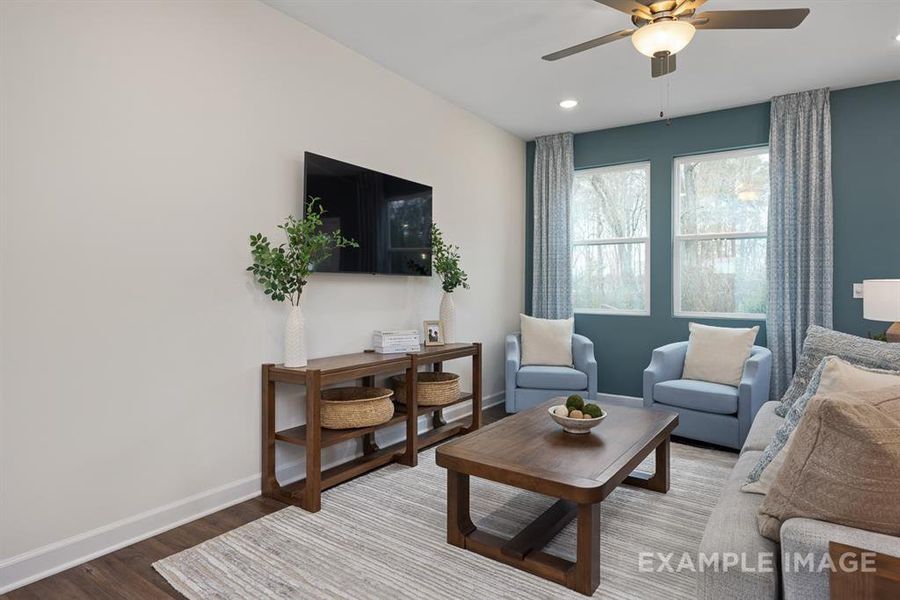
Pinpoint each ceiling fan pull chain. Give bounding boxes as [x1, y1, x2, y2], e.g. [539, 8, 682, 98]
[666, 80, 672, 126]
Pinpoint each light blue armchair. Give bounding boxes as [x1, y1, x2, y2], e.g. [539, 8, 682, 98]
[643, 342, 772, 450]
[505, 333, 598, 413]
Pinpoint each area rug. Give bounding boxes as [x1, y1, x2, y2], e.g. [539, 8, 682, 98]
[154, 443, 736, 599]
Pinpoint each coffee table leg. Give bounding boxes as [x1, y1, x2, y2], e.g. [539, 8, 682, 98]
[447, 470, 475, 547]
[624, 434, 671, 493]
[575, 502, 601, 595]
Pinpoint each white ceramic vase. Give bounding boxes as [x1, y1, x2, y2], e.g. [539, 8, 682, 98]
[439, 291, 456, 343]
[284, 302, 307, 368]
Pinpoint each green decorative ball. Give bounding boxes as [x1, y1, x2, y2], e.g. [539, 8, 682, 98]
[565, 394, 584, 411]
[582, 403, 602, 419]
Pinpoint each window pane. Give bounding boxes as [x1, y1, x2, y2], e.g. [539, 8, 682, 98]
[676, 151, 769, 235]
[573, 243, 646, 312]
[573, 164, 648, 241]
[679, 238, 767, 315]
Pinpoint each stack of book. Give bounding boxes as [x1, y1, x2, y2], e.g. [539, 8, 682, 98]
[372, 329, 420, 354]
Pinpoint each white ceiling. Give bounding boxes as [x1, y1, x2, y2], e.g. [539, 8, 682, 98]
[264, 0, 900, 139]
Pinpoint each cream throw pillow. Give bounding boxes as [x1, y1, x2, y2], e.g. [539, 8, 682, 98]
[520, 314, 573, 367]
[682, 323, 759, 387]
[817, 356, 900, 393]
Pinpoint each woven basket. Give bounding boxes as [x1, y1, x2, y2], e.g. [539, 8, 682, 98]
[320, 387, 395, 430]
[391, 372, 460, 406]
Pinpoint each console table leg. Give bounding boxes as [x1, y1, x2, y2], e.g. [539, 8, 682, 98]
[303, 369, 322, 512]
[261, 364, 278, 495]
[401, 358, 419, 467]
[362, 432, 380, 455]
[447, 470, 475, 547]
[432, 362, 446, 428]
[574, 502, 601, 595]
[471, 342, 483, 430]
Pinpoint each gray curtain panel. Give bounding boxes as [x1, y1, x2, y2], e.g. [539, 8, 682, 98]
[767, 88, 834, 400]
[532, 132, 574, 319]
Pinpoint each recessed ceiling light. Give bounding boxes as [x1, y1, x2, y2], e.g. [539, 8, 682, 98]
[559, 99, 578, 109]
[895, 32, 900, 42]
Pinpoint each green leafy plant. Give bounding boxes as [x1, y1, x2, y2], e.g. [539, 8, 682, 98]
[247, 198, 357, 306]
[431, 224, 469, 294]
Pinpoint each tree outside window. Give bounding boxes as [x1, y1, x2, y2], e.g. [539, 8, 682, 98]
[674, 147, 769, 318]
[571, 162, 650, 314]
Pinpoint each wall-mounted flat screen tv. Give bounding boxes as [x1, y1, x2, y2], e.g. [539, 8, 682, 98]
[304, 152, 432, 276]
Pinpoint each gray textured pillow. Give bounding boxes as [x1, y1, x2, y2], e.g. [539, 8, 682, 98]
[776, 325, 900, 417]
[747, 356, 900, 486]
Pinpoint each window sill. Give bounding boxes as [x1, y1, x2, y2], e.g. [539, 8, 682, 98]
[575, 309, 651, 317]
[673, 312, 765, 321]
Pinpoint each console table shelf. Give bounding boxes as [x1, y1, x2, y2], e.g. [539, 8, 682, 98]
[275, 412, 408, 448]
[396, 392, 474, 416]
[262, 342, 482, 512]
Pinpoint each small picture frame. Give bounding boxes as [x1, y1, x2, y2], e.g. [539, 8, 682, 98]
[423, 320, 445, 346]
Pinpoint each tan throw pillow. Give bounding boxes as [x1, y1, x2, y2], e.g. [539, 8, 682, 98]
[743, 357, 900, 492]
[757, 386, 900, 541]
[682, 322, 760, 387]
[520, 314, 573, 367]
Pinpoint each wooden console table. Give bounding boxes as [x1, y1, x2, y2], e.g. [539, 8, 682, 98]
[262, 342, 482, 512]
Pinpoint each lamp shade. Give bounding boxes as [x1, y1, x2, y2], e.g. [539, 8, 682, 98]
[631, 20, 696, 57]
[863, 279, 900, 322]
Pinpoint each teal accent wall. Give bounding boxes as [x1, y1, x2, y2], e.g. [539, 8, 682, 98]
[831, 82, 900, 337]
[525, 80, 900, 397]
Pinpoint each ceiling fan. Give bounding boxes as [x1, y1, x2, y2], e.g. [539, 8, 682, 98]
[542, 0, 810, 77]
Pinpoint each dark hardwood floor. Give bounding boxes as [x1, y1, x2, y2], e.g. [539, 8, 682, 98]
[3, 404, 508, 600]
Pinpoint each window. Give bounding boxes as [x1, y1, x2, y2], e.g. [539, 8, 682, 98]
[571, 162, 650, 314]
[673, 147, 769, 318]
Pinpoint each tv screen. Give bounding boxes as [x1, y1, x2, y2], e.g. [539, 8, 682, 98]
[304, 152, 432, 276]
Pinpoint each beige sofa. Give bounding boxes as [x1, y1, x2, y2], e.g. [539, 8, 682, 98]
[697, 400, 900, 599]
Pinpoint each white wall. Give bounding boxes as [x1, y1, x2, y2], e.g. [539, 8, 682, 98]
[0, 0, 524, 590]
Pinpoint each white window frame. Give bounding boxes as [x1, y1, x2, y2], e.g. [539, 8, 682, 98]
[571, 161, 651, 316]
[672, 146, 769, 320]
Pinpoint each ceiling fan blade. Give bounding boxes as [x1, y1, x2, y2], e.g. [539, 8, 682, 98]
[691, 9, 810, 30]
[541, 29, 635, 61]
[593, 0, 652, 20]
[651, 52, 676, 78]
[672, 0, 708, 18]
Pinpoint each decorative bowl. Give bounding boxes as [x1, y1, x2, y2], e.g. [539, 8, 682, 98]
[548, 405, 607, 435]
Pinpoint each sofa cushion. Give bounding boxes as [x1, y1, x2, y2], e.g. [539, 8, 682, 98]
[516, 365, 587, 391]
[653, 379, 738, 415]
[697, 450, 779, 600]
[741, 401, 783, 454]
[776, 325, 900, 417]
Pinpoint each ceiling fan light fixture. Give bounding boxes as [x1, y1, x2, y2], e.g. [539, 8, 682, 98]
[631, 19, 696, 58]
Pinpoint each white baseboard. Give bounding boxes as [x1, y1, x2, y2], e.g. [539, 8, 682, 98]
[0, 392, 504, 594]
[596, 392, 642, 407]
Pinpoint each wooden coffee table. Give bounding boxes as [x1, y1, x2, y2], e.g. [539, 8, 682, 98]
[435, 399, 678, 596]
